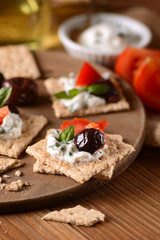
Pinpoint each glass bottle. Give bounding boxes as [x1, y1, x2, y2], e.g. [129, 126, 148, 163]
[0, 0, 51, 49]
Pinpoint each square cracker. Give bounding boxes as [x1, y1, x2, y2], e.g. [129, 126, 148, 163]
[0, 45, 40, 79]
[42, 205, 105, 226]
[44, 76, 130, 118]
[0, 113, 47, 158]
[0, 158, 24, 174]
[26, 133, 134, 183]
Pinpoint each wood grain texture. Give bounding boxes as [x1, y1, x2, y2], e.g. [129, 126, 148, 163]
[0, 147, 159, 240]
[0, 51, 145, 213]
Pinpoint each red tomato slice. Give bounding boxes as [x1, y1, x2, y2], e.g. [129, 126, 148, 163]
[60, 118, 109, 134]
[115, 47, 160, 83]
[133, 58, 160, 110]
[75, 62, 102, 87]
[0, 106, 9, 125]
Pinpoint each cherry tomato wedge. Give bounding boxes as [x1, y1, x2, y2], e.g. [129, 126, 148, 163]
[115, 47, 160, 83]
[60, 118, 109, 134]
[0, 106, 9, 125]
[133, 58, 160, 110]
[75, 62, 102, 87]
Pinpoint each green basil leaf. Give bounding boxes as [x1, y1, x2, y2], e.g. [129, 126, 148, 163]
[58, 125, 75, 142]
[0, 87, 12, 108]
[87, 84, 109, 95]
[54, 88, 82, 99]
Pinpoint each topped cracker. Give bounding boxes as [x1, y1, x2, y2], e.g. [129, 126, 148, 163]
[44, 74, 130, 119]
[26, 133, 134, 183]
[0, 45, 40, 79]
[0, 113, 47, 158]
[42, 205, 105, 226]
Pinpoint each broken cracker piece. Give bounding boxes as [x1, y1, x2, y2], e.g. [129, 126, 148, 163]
[42, 205, 105, 226]
[0, 45, 40, 79]
[0, 158, 24, 174]
[27, 134, 134, 183]
[5, 180, 30, 192]
[15, 170, 22, 177]
[0, 113, 47, 158]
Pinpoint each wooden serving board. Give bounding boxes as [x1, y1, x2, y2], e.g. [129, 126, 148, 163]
[0, 51, 146, 213]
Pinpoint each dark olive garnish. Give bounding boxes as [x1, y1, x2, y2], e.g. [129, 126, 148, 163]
[4, 103, 19, 115]
[92, 79, 120, 103]
[74, 128, 104, 154]
[0, 72, 5, 87]
[2, 77, 38, 106]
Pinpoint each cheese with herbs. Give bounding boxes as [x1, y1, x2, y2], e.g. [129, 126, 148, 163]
[47, 129, 107, 164]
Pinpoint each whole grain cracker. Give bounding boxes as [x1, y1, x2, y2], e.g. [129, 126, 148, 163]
[44, 76, 130, 118]
[5, 180, 30, 192]
[0, 158, 24, 174]
[145, 110, 160, 147]
[42, 205, 105, 226]
[27, 133, 134, 183]
[0, 45, 40, 79]
[0, 113, 47, 158]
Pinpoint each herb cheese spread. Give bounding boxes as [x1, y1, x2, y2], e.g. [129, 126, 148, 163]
[47, 129, 107, 164]
[0, 112, 22, 139]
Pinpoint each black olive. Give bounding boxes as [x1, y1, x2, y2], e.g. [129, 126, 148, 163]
[4, 103, 19, 115]
[0, 72, 5, 87]
[91, 79, 120, 103]
[2, 77, 38, 106]
[74, 128, 104, 154]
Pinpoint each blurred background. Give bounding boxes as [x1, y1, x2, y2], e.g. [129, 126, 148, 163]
[0, 0, 159, 50]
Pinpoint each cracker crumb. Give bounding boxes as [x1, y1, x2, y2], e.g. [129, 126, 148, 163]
[42, 205, 105, 226]
[5, 180, 30, 192]
[3, 174, 11, 179]
[15, 170, 22, 177]
[0, 177, 2, 183]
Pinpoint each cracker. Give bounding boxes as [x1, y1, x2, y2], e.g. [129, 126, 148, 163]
[0, 113, 47, 158]
[145, 110, 160, 147]
[0, 45, 40, 79]
[42, 205, 105, 226]
[0, 158, 24, 174]
[4, 180, 30, 192]
[27, 134, 134, 183]
[44, 76, 130, 118]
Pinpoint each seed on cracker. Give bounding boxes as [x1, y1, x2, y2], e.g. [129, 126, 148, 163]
[5, 180, 30, 192]
[0, 45, 40, 79]
[0, 113, 47, 158]
[42, 205, 105, 226]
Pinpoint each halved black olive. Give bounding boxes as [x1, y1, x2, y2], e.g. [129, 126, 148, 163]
[74, 128, 104, 154]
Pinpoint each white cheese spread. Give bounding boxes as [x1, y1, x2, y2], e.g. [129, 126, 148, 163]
[61, 91, 105, 112]
[47, 129, 107, 164]
[77, 23, 140, 52]
[59, 72, 77, 91]
[0, 112, 22, 139]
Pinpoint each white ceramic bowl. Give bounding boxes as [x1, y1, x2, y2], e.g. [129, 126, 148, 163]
[58, 13, 152, 67]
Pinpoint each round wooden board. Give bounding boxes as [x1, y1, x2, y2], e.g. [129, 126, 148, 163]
[0, 51, 146, 213]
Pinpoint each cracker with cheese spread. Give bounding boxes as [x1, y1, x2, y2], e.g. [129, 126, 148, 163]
[44, 63, 130, 118]
[0, 113, 47, 158]
[26, 118, 134, 183]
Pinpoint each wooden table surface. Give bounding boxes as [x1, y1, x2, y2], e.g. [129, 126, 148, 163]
[0, 146, 159, 239]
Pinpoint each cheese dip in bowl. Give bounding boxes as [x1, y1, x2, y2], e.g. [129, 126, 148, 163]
[58, 13, 152, 67]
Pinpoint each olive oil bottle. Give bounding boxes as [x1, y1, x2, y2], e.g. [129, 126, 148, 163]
[0, 0, 51, 49]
